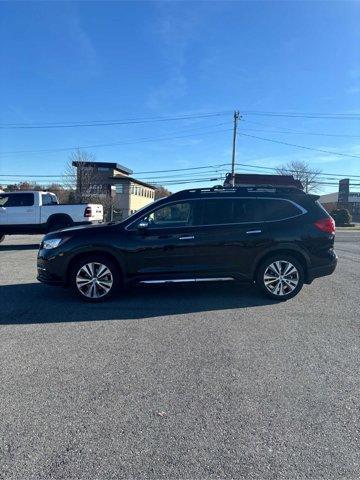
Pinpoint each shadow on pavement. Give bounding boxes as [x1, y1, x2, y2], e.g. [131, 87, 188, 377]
[0, 244, 40, 251]
[0, 281, 275, 325]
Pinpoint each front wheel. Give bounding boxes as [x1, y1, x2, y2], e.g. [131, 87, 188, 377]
[70, 255, 121, 302]
[256, 255, 304, 301]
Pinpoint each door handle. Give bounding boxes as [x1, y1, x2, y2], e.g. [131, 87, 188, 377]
[246, 229, 262, 234]
[178, 235, 195, 240]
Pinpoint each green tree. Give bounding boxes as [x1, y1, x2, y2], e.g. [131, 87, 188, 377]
[330, 208, 352, 226]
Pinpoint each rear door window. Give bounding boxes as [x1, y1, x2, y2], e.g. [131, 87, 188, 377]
[232, 199, 263, 222]
[201, 199, 234, 225]
[3, 193, 34, 207]
[201, 198, 262, 225]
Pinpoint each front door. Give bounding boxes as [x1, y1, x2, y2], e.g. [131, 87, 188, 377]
[0, 194, 8, 226]
[125, 200, 201, 281]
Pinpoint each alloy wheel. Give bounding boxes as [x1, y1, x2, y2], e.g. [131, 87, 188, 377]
[263, 260, 299, 297]
[76, 262, 113, 299]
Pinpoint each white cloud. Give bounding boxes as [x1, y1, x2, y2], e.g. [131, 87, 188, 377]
[146, 4, 199, 109]
[346, 86, 360, 95]
[64, 8, 97, 72]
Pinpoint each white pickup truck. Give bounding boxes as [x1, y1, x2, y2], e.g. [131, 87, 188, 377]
[0, 191, 103, 242]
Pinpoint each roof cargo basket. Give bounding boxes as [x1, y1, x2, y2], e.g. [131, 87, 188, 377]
[224, 173, 303, 190]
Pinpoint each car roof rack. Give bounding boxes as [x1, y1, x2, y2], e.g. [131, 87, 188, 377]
[171, 184, 306, 198]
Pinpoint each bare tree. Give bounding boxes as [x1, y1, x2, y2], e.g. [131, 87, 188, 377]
[46, 183, 73, 203]
[275, 160, 322, 193]
[155, 186, 172, 200]
[64, 150, 99, 202]
[4, 181, 44, 191]
[64, 150, 115, 220]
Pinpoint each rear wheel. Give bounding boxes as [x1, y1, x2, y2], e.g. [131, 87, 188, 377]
[256, 254, 304, 301]
[70, 255, 120, 302]
[0, 234, 5, 243]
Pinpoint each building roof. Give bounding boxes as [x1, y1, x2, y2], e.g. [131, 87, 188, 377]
[109, 176, 157, 190]
[319, 192, 338, 204]
[224, 173, 303, 189]
[72, 161, 133, 175]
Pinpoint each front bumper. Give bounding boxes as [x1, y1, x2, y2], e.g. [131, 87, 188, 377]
[37, 250, 68, 286]
[37, 269, 64, 285]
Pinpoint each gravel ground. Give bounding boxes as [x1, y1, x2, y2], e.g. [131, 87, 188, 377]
[0, 233, 359, 479]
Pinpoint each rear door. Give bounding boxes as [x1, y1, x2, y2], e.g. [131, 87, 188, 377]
[191, 197, 271, 278]
[6, 193, 37, 225]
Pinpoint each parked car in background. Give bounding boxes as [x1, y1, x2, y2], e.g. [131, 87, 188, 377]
[0, 191, 103, 243]
[37, 184, 337, 302]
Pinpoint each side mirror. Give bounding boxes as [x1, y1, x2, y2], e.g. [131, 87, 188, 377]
[137, 220, 149, 230]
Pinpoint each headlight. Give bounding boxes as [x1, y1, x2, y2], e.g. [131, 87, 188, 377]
[42, 237, 69, 250]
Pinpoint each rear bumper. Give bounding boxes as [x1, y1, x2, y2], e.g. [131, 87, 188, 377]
[307, 252, 338, 283]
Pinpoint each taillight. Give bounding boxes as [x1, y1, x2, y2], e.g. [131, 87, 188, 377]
[314, 217, 335, 234]
[84, 206, 92, 218]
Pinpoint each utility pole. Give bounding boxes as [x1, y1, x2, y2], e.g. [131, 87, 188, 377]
[231, 110, 240, 186]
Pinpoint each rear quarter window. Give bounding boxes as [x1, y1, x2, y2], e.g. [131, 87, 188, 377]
[262, 199, 303, 221]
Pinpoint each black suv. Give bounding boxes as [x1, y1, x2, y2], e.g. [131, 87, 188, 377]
[37, 185, 337, 302]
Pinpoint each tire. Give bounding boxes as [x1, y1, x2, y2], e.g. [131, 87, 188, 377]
[256, 254, 304, 301]
[69, 255, 121, 302]
[0, 234, 5, 243]
[47, 217, 72, 233]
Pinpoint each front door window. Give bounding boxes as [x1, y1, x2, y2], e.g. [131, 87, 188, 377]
[136, 202, 193, 229]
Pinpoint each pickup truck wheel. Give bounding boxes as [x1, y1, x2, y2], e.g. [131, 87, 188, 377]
[0, 234, 5, 243]
[70, 255, 120, 302]
[47, 217, 72, 233]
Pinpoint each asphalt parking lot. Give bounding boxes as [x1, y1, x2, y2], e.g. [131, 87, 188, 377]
[1, 233, 359, 479]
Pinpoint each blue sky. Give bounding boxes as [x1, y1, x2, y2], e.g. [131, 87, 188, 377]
[0, 1, 359, 193]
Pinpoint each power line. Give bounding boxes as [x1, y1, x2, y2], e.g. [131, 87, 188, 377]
[0, 177, 225, 187]
[2, 161, 360, 181]
[241, 110, 360, 120]
[0, 111, 231, 129]
[234, 162, 360, 178]
[238, 132, 360, 159]
[0, 163, 231, 179]
[135, 164, 230, 174]
[0, 126, 231, 157]
[241, 119, 360, 139]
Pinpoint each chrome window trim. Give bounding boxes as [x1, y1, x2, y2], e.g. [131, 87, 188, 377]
[125, 196, 307, 231]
